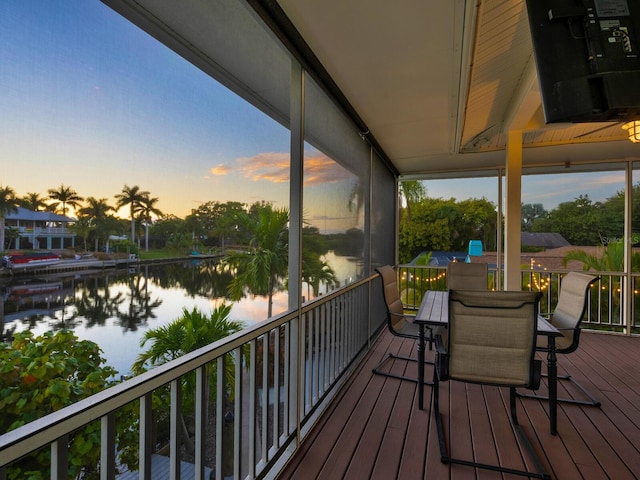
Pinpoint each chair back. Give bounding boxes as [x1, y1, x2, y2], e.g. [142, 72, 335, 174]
[447, 261, 488, 290]
[446, 290, 542, 388]
[376, 265, 405, 332]
[551, 272, 598, 352]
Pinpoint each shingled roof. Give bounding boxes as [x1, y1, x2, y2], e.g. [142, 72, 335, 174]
[521, 232, 569, 249]
[6, 207, 74, 223]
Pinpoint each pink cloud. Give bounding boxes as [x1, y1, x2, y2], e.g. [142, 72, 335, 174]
[231, 151, 353, 185]
[238, 152, 290, 183]
[210, 164, 232, 175]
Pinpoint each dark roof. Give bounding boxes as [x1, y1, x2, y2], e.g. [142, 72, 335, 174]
[6, 207, 74, 223]
[411, 251, 468, 266]
[521, 232, 569, 249]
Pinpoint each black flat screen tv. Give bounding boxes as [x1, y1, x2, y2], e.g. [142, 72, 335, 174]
[526, 0, 640, 123]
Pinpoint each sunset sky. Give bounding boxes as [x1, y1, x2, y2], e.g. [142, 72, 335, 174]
[0, 0, 626, 226]
[1, 1, 295, 216]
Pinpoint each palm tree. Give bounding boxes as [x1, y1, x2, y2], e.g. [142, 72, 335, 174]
[132, 304, 243, 454]
[47, 184, 83, 216]
[115, 185, 149, 244]
[301, 226, 338, 298]
[138, 194, 162, 252]
[133, 304, 243, 372]
[302, 256, 338, 299]
[563, 241, 625, 272]
[71, 217, 92, 251]
[0, 185, 19, 251]
[78, 197, 114, 251]
[225, 204, 289, 318]
[18, 192, 48, 212]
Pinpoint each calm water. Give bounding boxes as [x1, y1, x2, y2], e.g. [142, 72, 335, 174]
[1, 253, 361, 376]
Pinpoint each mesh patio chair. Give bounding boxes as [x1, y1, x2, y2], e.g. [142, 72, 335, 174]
[517, 271, 601, 406]
[372, 265, 433, 384]
[433, 289, 549, 479]
[446, 261, 488, 290]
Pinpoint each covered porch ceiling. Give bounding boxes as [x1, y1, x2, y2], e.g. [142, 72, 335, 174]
[276, 0, 640, 177]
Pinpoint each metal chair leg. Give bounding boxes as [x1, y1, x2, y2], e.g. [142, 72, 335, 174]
[516, 372, 601, 407]
[433, 378, 550, 479]
[372, 353, 434, 384]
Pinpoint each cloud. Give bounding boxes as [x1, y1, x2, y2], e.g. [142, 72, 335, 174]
[238, 152, 290, 183]
[584, 172, 624, 187]
[304, 154, 351, 185]
[226, 151, 354, 185]
[210, 163, 232, 175]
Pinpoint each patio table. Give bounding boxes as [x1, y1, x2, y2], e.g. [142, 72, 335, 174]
[413, 290, 562, 435]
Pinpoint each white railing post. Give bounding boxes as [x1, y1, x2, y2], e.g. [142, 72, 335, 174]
[0, 279, 376, 480]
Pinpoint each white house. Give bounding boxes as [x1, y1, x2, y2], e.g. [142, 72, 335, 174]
[5, 207, 76, 250]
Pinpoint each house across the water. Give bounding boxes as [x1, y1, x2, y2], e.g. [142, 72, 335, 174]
[4, 207, 76, 250]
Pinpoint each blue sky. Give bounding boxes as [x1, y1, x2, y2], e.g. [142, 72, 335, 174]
[422, 171, 625, 211]
[1, 1, 292, 218]
[1, 1, 626, 223]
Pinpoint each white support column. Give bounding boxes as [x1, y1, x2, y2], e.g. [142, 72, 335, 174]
[505, 130, 523, 291]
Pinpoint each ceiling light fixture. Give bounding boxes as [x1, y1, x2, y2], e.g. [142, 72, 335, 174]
[622, 120, 640, 143]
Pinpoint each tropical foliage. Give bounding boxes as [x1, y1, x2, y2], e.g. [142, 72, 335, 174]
[0, 185, 19, 250]
[77, 197, 116, 252]
[398, 180, 640, 264]
[186, 200, 248, 252]
[302, 225, 339, 298]
[17, 192, 50, 212]
[132, 304, 243, 373]
[224, 204, 289, 317]
[0, 330, 136, 479]
[115, 184, 150, 245]
[47, 183, 84, 216]
[138, 194, 162, 251]
[398, 194, 497, 263]
[132, 304, 243, 454]
[562, 240, 640, 272]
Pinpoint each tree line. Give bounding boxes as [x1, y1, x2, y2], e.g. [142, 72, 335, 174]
[0, 183, 161, 252]
[1, 184, 279, 255]
[398, 181, 640, 263]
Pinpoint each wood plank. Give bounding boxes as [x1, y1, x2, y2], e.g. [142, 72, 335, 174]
[341, 371, 400, 480]
[394, 398, 429, 480]
[520, 399, 583, 480]
[466, 384, 502, 480]
[275, 331, 640, 480]
[484, 386, 528, 477]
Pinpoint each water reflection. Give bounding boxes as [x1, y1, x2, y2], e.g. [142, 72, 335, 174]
[1, 255, 360, 376]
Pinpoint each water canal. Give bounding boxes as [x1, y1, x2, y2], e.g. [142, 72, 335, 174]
[1, 253, 361, 376]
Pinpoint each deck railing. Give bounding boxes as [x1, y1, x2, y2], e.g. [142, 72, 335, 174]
[398, 264, 636, 334]
[15, 226, 73, 235]
[0, 276, 381, 480]
[2, 266, 636, 479]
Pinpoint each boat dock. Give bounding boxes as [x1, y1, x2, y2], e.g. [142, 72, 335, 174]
[1, 254, 224, 278]
[0, 257, 135, 277]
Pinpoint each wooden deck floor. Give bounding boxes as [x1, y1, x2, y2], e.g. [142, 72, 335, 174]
[276, 330, 640, 480]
